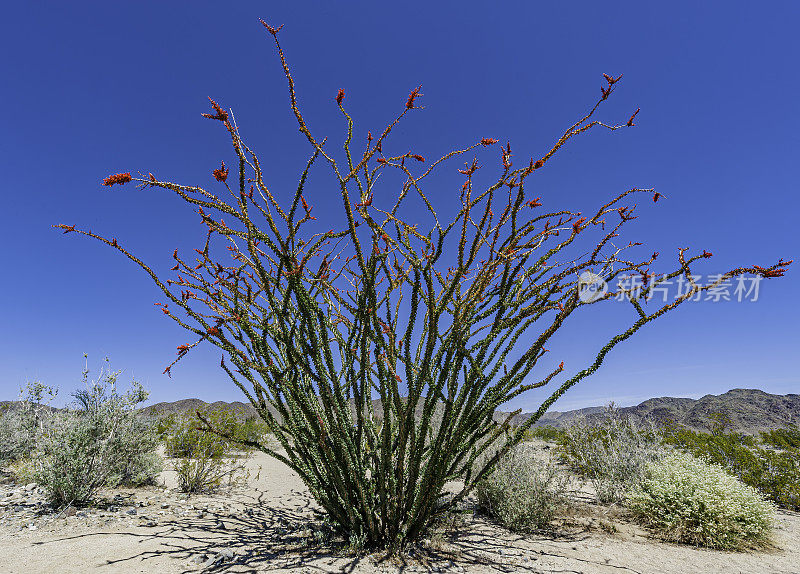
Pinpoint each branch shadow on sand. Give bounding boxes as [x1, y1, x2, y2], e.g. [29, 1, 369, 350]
[29, 490, 643, 574]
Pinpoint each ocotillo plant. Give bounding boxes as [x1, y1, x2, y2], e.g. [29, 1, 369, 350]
[56, 22, 790, 550]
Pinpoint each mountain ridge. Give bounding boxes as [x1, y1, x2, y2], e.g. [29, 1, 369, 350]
[139, 388, 800, 434]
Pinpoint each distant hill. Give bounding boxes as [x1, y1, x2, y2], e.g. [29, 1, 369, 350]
[620, 388, 800, 432]
[500, 388, 799, 433]
[136, 388, 799, 434]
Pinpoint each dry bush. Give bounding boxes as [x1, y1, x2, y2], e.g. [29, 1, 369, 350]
[476, 443, 571, 532]
[0, 381, 57, 465]
[163, 409, 249, 493]
[31, 358, 162, 506]
[558, 405, 666, 504]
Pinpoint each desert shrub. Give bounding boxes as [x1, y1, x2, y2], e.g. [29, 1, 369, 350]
[0, 381, 58, 465]
[706, 411, 737, 436]
[154, 412, 177, 439]
[476, 443, 570, 532]
[164, 408, 237, 458]
[108, 415, 163, 487]
[524, 425, 564, 443]
[35, 411, 112, 505]
[1, 408, 25, 465]
[665, 426, 800, 510]
[163, 409, 248, 493]
[664, 427, 759, 481]
[627, 452, 775, 550]
[558, 405, 666, 504]
[233, 416, 271, 447]
[157, 411, 269, 451]
[31, 358, 162, 506]
[7, 456, 37, 484]
[760, 425, 800, 450]
[754, 447, 800, 510]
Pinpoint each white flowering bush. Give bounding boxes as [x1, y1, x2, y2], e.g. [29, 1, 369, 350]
[627, 452, 775, 550]
[476, 443, 571, 532]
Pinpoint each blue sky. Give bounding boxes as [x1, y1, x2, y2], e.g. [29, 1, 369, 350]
[2, 1, 798, 411]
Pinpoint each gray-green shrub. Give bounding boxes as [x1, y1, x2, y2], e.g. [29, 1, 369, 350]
[628, 452, 775, 550]
[0, 381, 58, 465]
[558, 405, 666, 504]
[476, 443, 570, 532]
[30, 358, 162, 506]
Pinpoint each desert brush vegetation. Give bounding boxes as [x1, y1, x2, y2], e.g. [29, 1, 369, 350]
[517, 405, 800, 550]
[475, 442, 570, 533]
[556, 405, 666, 504]
[2, 388, 790, 555]
[662, 420, 800, 511]
[50, 20, 793, 553]
[0, 361, 275, 507]
[1, 357, 163, 507]
[627, 452, 775, 550]
[161, 408, 251, 494]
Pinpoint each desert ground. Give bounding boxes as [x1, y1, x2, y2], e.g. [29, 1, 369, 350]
[1, 444, 798, 574]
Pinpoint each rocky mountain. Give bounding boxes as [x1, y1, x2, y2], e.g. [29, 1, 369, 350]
[620, 388, 800, 432]
[499, 388, 799, 433]
[136, 388, 799, 434]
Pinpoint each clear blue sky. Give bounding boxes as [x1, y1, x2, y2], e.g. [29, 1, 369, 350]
[3, 1, 798, 411]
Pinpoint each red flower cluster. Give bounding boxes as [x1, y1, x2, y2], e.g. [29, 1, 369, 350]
[356, 192, 373, 208]
[501, 143, 512, 170]
[480, 138, 499, 146]
[213, 161, 229, 183]
[600, 73, 623, 100]
[459, 159, 479, 176]
[336, 89, 345, 105]
[406, 86, 422, 109]
[102, 172, 132, 187]
[754, 259, 793, 278]
[201, 98, 228, 122]
[259, 19, 284, 36]
[300, 195, 316, 220]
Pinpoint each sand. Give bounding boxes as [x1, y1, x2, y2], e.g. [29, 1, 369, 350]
[1, 449, 798, 574]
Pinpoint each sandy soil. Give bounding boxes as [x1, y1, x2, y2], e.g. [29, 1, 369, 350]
[1, 448, 798, 574]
